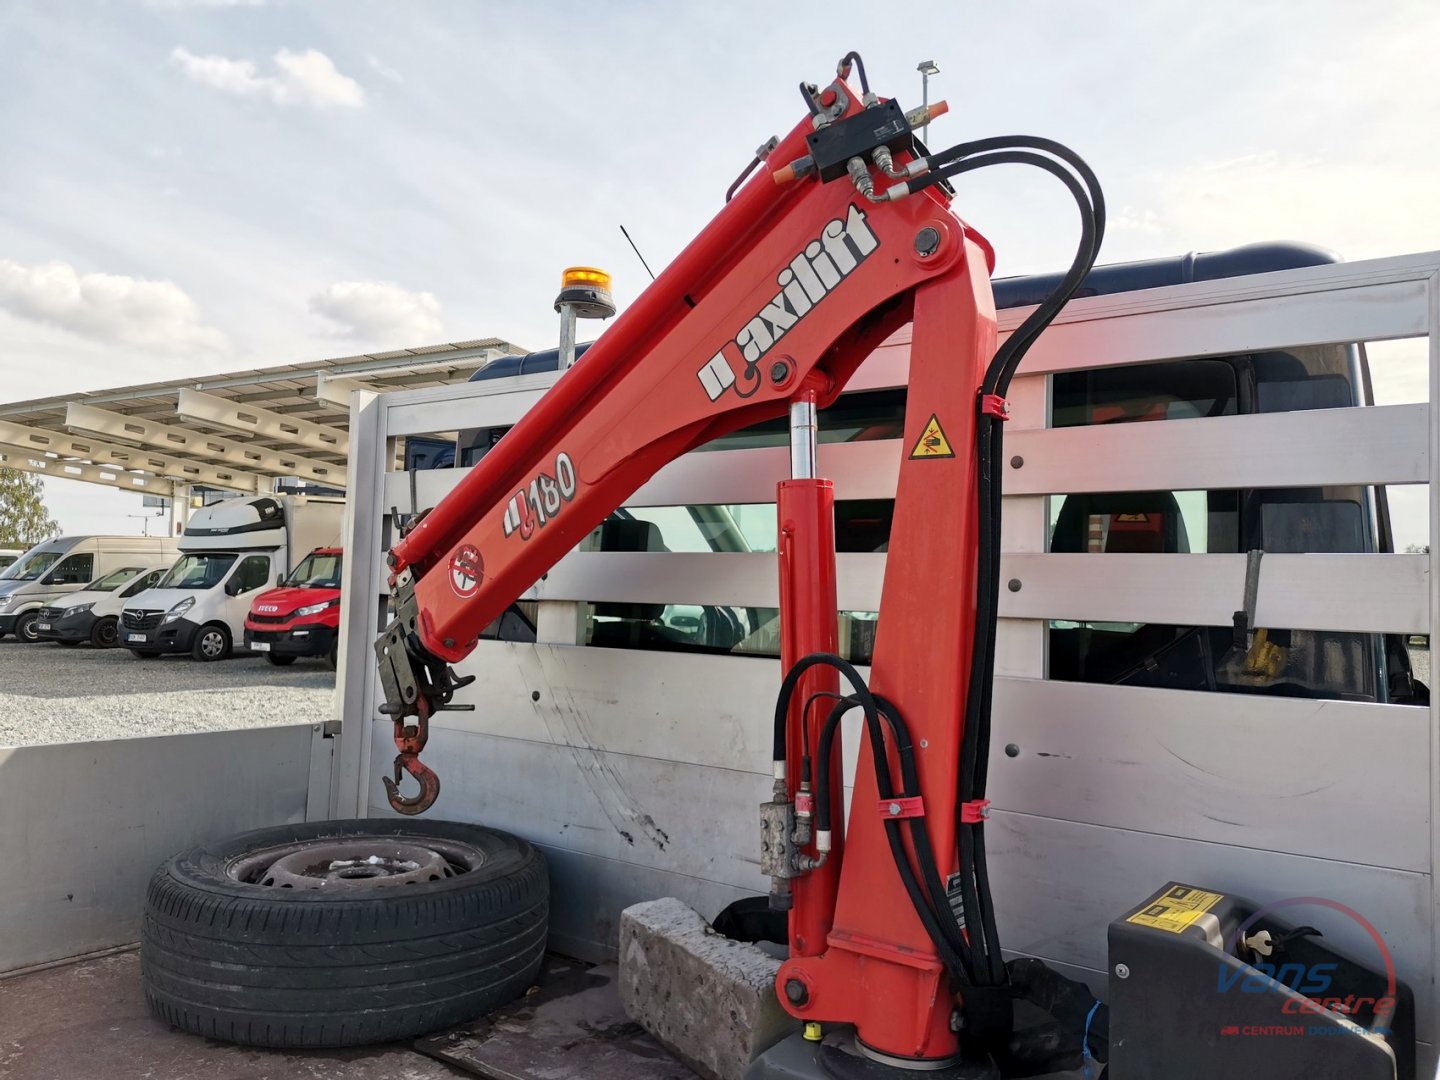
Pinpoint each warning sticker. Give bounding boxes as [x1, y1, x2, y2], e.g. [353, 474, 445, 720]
[910, 413, 955, 459]
[1127, 885, 1224, 934]
[1114, 513, 1150, 523]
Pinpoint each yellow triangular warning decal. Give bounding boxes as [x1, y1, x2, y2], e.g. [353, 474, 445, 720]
[910, 413, 955, 459]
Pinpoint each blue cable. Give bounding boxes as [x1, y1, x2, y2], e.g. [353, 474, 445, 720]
[1081, 999, 1102, 1080]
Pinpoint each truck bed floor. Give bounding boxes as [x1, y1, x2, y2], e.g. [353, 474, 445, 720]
[0, 949, 465, 1080]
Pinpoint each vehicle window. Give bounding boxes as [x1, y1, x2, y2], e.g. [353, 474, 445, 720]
[3, 550, 62, 581]
[121, 570, 165, 597]
[694, 388, 906, 453]
[231, 555, 272, 595]
[584, 603, 878, 664]
[601, 500, 894, 556]
[1044, 347, 1404, 703]
[286, 552, 343, 588]
[159, 553, 238, 590]
[47, 554, 94, 585]
[90, 567, 145, 592]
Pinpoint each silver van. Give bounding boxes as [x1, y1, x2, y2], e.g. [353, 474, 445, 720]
[0, 536, 179, 643]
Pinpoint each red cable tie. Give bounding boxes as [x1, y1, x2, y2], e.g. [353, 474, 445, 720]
[960, 799, 992, 824]
[980, 395, 1010, 420]
[879, 796, 925, 819]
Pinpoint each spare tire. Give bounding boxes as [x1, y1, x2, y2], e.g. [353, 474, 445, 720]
[141, 818, 548, 1048]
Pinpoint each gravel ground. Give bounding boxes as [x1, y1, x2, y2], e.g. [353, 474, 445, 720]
[0, 636, 335, 748]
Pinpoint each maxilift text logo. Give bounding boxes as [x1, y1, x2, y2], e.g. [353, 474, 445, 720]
[1215, 896, 1397, 1039]
[696, 204, 878, 402]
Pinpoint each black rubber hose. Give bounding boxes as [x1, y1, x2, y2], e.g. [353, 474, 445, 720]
[773, 653, 877, 765]
[799, 81, 820, 116]
[813, 695, 860, 833]
[873, 695, 975, 978]
[808, 689, 974, 984]
[837, 51, 870, 94]
[924, 142, 1103, 988]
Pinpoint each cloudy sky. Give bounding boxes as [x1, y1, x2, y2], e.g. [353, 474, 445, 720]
[1, 0, 1436, 544]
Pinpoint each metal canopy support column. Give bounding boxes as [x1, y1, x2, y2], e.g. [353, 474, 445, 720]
[169, 485, 190, 536]
[65, 403, 347, 490]
[176, 389, 350, 456]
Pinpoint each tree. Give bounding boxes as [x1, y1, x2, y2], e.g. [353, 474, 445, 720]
[0, 468, 61, 547]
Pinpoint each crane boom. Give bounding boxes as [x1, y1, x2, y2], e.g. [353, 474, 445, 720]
[372, 52, 1106, 1069]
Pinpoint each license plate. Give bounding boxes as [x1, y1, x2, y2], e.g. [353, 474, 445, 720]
[251, 642, 270, 652]
[127, 633, 146, 643]
[36, 623, 50, 631]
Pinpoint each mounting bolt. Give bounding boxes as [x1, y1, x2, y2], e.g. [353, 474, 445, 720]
[1005, 743, 1020, 758]
[888, 801, 902, 816]
[444, 638, 455, 649]
[386, 552, 398, 567]
[914, 226, 942, 257]
[1010, 455, 1024, 469]
[784, 979, 810, 1006]
[769, 359, 792, 384]
[1008, 579, 1022, 592]
[950, 1009, 964, 1032]
[1114, 963, 1131, 980]
[530, 690, 541, 702]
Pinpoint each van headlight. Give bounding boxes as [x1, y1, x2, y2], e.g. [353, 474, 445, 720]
[163, 597, 195, 624]
[63, 602, 95, 618]
[295, 598, 339, 618]
[0, 596, 11, 611]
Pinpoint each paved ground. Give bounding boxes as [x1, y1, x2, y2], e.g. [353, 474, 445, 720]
[0, 636, 334, 748]
[0, 950, 466, 1080]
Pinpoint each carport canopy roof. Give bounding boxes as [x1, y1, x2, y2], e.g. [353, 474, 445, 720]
[0, 337, 524, 498]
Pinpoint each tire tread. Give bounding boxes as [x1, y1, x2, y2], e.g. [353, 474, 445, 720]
[141, 819, 547, 1048]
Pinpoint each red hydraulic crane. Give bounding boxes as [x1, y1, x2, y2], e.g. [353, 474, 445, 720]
[375, 51, 1106, 1074]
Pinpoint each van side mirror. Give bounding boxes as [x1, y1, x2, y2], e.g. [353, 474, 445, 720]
[225, 579, 242, 597]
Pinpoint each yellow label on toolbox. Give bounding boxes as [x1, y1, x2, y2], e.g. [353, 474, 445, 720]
[1126, 885, 1224, 934]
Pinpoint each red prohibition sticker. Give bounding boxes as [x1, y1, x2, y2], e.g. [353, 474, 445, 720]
[448, 544, 484, 599]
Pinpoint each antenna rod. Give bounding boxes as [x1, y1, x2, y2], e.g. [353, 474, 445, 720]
[619, 224, 656, 281]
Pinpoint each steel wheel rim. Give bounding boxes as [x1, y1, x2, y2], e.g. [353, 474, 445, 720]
[19, 617, 37, 643]
[97, 621, 117, 647]
[227, 835, 486, 890]
[200, 630, 224, 657]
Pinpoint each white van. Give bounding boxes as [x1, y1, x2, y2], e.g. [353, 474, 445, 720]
[0, 536, 179, 643]
[0, 550, 20, 573]
[33, 565, 172, 648]
[120, 495, 343, 661]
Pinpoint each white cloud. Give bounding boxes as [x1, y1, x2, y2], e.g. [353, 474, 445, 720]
[170, 46, 364, 109]
[0, 258, 228, 353]
[309, 281, 443, 343]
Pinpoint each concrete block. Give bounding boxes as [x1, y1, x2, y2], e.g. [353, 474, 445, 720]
[620, 897, 798, 1080]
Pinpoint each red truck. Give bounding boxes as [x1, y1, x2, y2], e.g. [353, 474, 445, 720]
[242, 547, 342, 667]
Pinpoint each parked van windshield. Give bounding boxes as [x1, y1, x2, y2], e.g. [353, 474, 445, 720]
[285, 552, 342, 588]
[0, 550, 62, 582]
[87, 567, 146, 592]
[158, 553, 238, 590]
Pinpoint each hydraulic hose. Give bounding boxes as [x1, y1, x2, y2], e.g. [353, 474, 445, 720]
[940, 142, 1105, 988]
